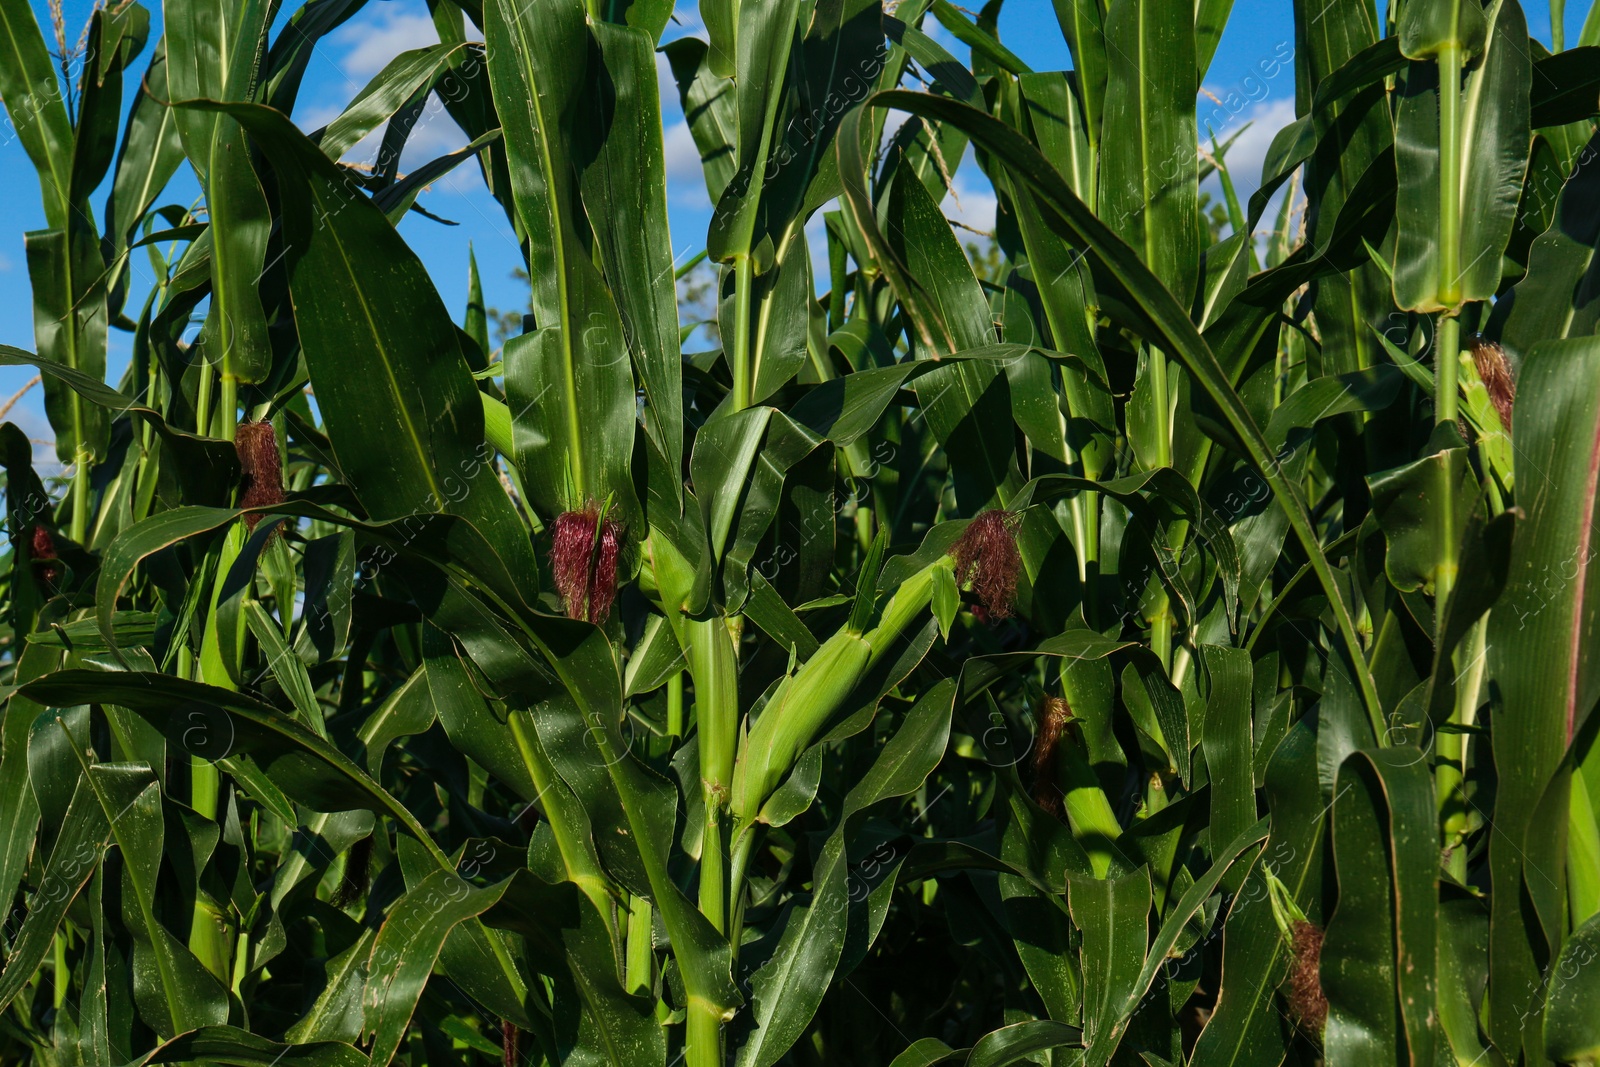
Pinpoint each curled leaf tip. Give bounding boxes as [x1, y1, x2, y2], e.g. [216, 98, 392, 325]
[950, 509, 1021, 622]
[552, 502, 623, 624]
[235, 420, 285, 530]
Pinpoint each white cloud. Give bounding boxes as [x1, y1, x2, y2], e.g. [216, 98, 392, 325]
[0, 401, 63, 473]
[663, 121, 702, 182]
[669, 179, 713, 211]
[665, 119, 712, 210]
[1202, 96, 1296, 199]
[297, 94, 469, 174]
[333, 8, 441, 79]
[942, 162, 998, 235]
[656, 41, 687, 111]
[296, 103, 340, 134]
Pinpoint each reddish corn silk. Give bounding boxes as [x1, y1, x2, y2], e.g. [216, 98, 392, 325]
[1287, 920, 1328, 1036]
[950, 509, 1021, 622]
[551, 503, 622, 624]
[235, 421, 285, 530]
[1468, 334, 1516, 433]
[1030, 695, 1073, 818]
[29, 522, 56, 561]
[501, 1021, 521, 1067]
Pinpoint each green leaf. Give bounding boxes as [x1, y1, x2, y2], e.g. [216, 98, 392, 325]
[262, 0, 367, 112]
[1082, 819, 1269, 1066]
[1367, 428, 1478, 597]
[24, 225, 110, 464]
[1190, 722, 1328, 1067]
[887, 1038, 959, 1066]
[0, 343, 238, 491]
[1500, 126, 1600, 354]
[1545, 908, 1600, 1062]
[244, 601, 323, 731]
[1437, 895, 1491, 1065]
[0, 0, 74, 224]
[137, 1025, 371, 1065]
[1047, 0, 1106, 165]
[706, 0, 803, 261]
[105, 41, 187, 319]
[853, 90, 1384, 728]
[768, 0, 888, 222]
[1398, 0, 1486, 59]
[582, 20, 684, 493]
[1201, 645, 1256, 867]
[80, 763, 229, 1037]
[663, 37, 739, 204]
[362, 871, 518, 1066]
[191, 100, 539, 585]
[1529, 46, 1600, 127]
[1486, 333, 1600, 1055]
[1100, 0, 1199, 308]
[315, 43, 471, 162]
[734, 680, 956, 1066]
[1070, 867, 1151, 1053]
[967, 1022, 1082, 1066]
[839, 141, 995, 357]
[168, 0, 276, 386]
[481, 870, 662, 1065]
[485, 0, 640, 522]
[284, 928, 377, 1043]
[1322, 749, 1439, 1067]
[20, 670, 449, 865]
[0, 775, 106, 1015]
[0, 643, 58, 927]
[1392, 0, 1530, 311]
[1011, 86, 1106, 451]
[1195, 0, 1234, 80]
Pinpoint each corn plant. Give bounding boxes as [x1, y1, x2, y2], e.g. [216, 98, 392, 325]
[1, 0, 1600, 1062]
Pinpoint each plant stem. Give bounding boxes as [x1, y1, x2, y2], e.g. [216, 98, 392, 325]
[688, 615, 739, 934]
[1435, 30, 1469, 857]
[1150, 350, 1173, 470]
[625, 893, 654, 995]
[1082, 492, 1102, 629]
[196, 357, 215, 438]
[666, 669, 685, 738]
[192, 758, 219, 819]
[231, 930, 251, 995]
[1439, 614, 1487, 882]
[52, 931, 66, 1009]
[1435, 40, 1464, 609]
[732, 254, 754, 411]
[701, 808, 728, 933]
[1149, 348, 1174, 669]
[687, 999, 724, 1067]
[726, 825, 757, 956]
[220, 373, 238, 440]
[69, 445, 91, 544]
[1435, 315, 1461, 431]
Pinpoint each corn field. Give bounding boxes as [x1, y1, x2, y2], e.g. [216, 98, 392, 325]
[0, 0, 1599, 1062]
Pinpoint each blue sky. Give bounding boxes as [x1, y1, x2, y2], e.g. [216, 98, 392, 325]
[1, 0, 1590, 469]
